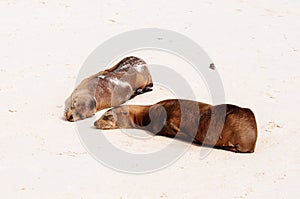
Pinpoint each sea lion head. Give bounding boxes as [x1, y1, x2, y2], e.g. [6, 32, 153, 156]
[65, 94, 97, 122]
[94, 106, 132, 129]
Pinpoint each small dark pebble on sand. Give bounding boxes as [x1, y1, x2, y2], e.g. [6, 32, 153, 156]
[209, 63, 215, 70]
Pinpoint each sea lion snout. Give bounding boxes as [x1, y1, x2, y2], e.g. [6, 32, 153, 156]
[65, 106, 75, 122]
[68, 114, 74, 121]
[64, 94, 97, 122]
[65, 112, 74, 122]
[94, 110, 118, 129]
[94, 107, 134, 129]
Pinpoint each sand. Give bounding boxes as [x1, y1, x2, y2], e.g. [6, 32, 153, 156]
[0, 0, 299, 198]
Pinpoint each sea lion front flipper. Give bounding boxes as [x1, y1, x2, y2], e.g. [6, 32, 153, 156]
[135, 88, 144, 95]
[158, 122, 190, 140]
[134, 86, 153, 96]
[142, 86, 153, 93]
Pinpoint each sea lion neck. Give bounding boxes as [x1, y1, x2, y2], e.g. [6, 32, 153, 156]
[128, 105, 151, 128]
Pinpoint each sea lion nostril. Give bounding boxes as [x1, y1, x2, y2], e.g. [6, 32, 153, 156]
[69, 115, 73, 120]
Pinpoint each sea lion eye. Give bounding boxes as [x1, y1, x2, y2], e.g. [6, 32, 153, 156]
[71, 100, 76, 109]
[89, 100, 96, 110]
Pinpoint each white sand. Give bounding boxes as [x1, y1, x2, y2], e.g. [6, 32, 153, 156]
[0, 0, 299, 198]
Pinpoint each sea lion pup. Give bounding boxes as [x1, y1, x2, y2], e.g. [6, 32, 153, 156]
[65, 56, 153, 122]
[94, 99, 258, 153]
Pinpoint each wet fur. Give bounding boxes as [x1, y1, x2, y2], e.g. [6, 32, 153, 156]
[65, 56, 153, 121]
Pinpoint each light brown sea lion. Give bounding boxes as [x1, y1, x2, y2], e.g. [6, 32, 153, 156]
[94, 99, 258, 153]
[65, 56, 153, 121]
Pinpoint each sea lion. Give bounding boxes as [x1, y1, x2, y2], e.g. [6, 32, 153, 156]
[65, 56, 153, 121]
[94, 99, 258, 153]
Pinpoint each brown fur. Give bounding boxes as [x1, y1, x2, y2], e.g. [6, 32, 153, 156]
[65, 56, 153, 121]
[94, 99, 258, 153]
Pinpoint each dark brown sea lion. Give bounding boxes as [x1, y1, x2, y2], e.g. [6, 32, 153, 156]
[94, 99, 258, 153]
[65, 56, 153, 121]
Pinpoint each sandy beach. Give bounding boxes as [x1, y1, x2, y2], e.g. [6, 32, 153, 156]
[0, 0, 299, 198]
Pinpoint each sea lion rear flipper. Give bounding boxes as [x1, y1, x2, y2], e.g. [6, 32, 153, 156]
[143, 85, 153, 92]
[163, 122, 190, 140]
